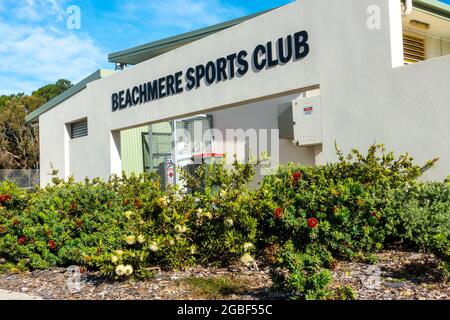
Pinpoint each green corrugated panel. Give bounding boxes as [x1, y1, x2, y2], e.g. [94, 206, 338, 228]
[121, 126, 148, 176]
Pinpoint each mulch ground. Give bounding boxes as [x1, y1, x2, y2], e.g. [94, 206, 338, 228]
[0, 250, 448, 300]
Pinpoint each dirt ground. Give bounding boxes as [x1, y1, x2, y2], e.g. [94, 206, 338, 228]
[0, 250, 448, 300]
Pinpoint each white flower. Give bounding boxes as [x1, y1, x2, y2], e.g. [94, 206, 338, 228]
[204, 212, 213, 220]
[115, 250, 124, 256]
[169, 239, 175, 246]
[111, 255, 119, 264]
[149, 241, 159, 252]
[159, 196, 169, 206]
[243, 243, 254, 252]
[137, 234, 146, 244]
[125, 235, 136, 245]
[124, 211, 133, 220]
[240, 253, 255, 266]
[224, 218, 234, 227]
[175, 225, 187, 233]
[124, 265, 133, 276]
[115, 265, 125, 276]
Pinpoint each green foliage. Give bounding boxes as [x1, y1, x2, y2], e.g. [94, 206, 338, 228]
[379, 181, 450, 279]
[0, 144, 448, 298]
[179, 158, 258, 266]
[31, 80, 72, 103]
[257, 144, 448, 297]
[182, 276, 245, 299]
[333, 285, 357, 300]
[0, 79, 72, 169]
[271, 241, 334, 300]
[0, 160, 258, 279]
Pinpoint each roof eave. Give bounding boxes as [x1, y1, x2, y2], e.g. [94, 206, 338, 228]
[25, 69, 114, 124]
[413, 0, 450, 20]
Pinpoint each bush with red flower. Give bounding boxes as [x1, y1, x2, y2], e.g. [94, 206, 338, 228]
[0, 144, 447, 298]
[307, 217, 318, 229]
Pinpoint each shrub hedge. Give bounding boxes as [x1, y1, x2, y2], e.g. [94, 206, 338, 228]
[0, 144, 448, 299]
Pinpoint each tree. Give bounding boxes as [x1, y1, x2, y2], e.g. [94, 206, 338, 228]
[0, 79, 72, 169]
[32, 79, 72, 103]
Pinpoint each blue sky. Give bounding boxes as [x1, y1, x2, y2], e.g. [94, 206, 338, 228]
[0, 0, 449, 95]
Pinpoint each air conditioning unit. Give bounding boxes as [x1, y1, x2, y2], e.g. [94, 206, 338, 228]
[292, 95, 322, 146]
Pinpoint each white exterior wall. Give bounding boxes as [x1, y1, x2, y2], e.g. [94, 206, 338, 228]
[210, 94, 316, 183]
[38, 0, 450, 186]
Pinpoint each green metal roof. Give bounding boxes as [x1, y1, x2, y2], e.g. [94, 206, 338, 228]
[413, 0, 450, 19]
[25, 69, 114, 123]
[108, 8, 278, 65]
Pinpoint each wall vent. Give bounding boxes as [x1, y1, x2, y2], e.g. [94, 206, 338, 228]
[403, 34, 426, 64]
[70, 119, 88, 139]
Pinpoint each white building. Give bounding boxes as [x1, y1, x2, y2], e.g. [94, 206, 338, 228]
[26, 0, 450, 187]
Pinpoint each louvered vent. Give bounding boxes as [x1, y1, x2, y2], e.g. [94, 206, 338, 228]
[70, 119, 88, 139]
[403, 34, 426, 64]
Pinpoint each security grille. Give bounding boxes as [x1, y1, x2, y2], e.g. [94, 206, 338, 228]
[403, 34, 426, 64]
[70, 119, 88, 139]
[142, 116, 213, 190]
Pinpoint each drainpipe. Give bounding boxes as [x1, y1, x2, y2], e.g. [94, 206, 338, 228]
[402, 0, 413, 16]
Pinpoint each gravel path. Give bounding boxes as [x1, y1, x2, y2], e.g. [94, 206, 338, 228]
[0, 250, 447, 300]
[0, 289, 42, 300]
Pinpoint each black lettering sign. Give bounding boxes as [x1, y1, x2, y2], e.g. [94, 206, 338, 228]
[112, 31, 309, 111]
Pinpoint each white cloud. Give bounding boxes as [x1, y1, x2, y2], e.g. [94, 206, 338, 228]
[0, 21, 105, 95]
[10, 0, 65, 22]
[121, 0, 246, 31]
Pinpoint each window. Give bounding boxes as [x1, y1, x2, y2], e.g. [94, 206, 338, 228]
[70, 119, 88, 139]
[403, 34, 426, 64]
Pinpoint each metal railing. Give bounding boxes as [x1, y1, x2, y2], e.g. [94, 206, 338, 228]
[0, 170, 40, 189]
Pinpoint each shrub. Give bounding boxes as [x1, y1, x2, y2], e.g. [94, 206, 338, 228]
[256, 144, 446, 297]
[179, 158, 258, 266]
[379, 181, 450, 279]
[0, 143, 448, 298]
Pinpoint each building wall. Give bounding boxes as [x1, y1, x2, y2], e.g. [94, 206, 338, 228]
[38, 0, 450, 186]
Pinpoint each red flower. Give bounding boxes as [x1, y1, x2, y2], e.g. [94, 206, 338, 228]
[75, 219, 84, 228]
[307, 217, 318, 229]
[134, 199, 142, 209]
[18, 235, 27, 245]
[48, 240, 56, 250]
[70, 202, 77, 211]
[371, 212, 381, 221]
[274, 208, 283, 219]
[0, 194, 12, 204]
[293, 172, 302, 182]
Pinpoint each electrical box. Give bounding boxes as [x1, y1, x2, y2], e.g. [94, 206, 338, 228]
[292, 95, 322, 146]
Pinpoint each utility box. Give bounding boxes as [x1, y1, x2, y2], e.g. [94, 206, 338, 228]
[292, 95, 322, 146]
